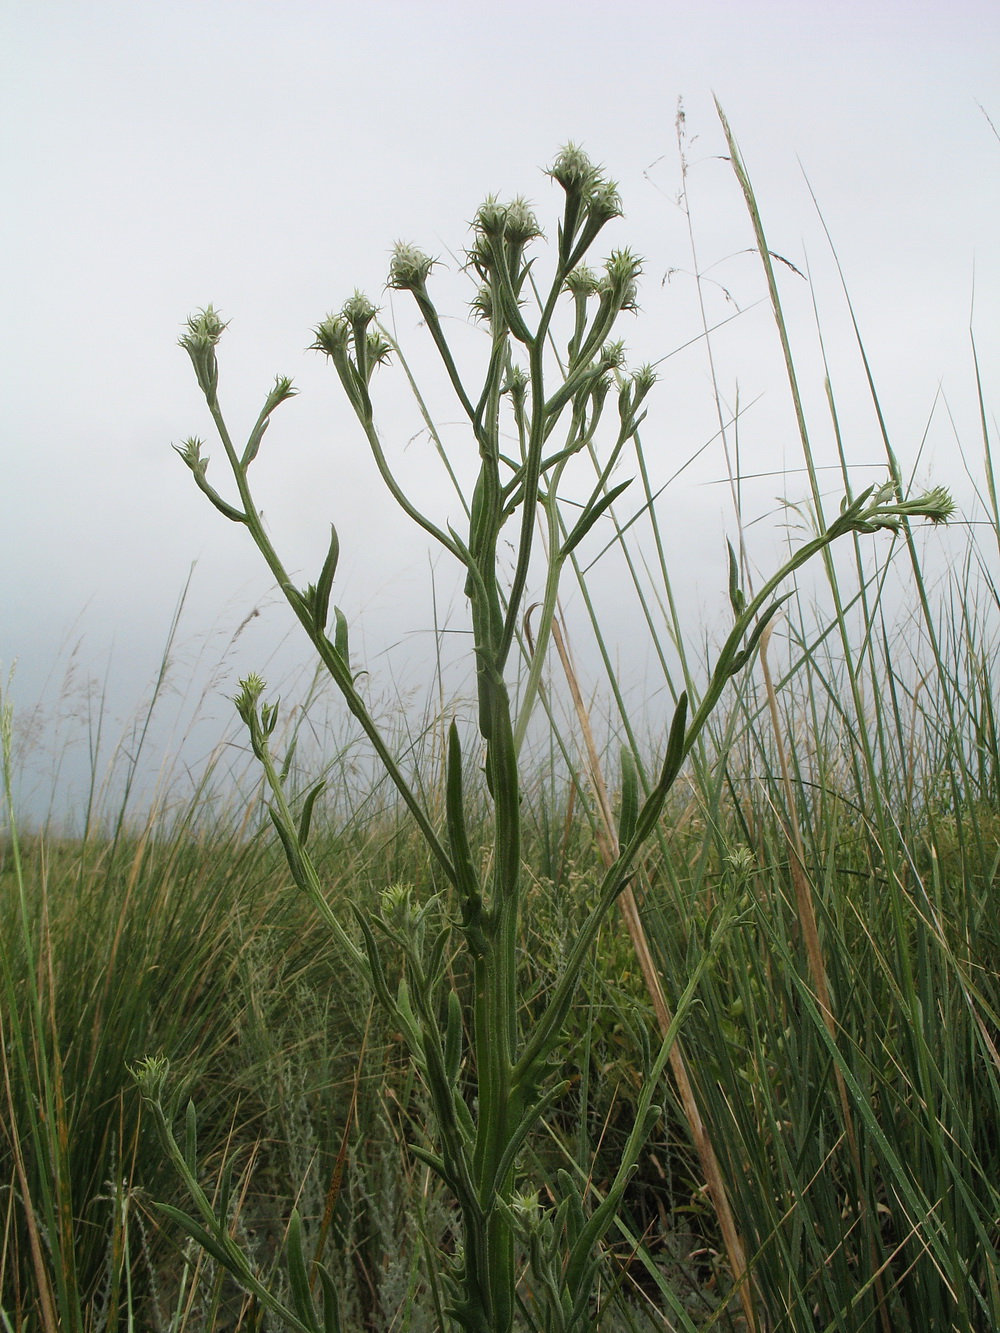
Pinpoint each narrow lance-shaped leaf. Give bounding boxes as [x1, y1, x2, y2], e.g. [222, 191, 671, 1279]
[155, 1204, 236, 1273]
[216, 1153, 235, 1227]
[728, 596, 790, 676]
[184, 1100, 198, 1177]
[350, 906, 397, 1017]
[445, 721, 483, 935]
[727, 540, 746, 617]
[317, 1265, 343, 1333]
[445, 989, 463, 1084]
[279, 736, 297, 783]
[556, 1169, 586, 1249]
[286, 1209, 322, 1333]
[268, 806, 311, 894]
[558, 478, 633, 560]
[618, 747, 639, 848]
[407, 1142, 461, 1194]
[333, 607, 350, 667]
[314, 525, 340, 634]
[626, 692, 689, 852]
[298, 779, 327, 846]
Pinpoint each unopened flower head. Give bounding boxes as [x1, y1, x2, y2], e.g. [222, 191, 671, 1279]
[388, 242, 435, 292]
[587, 177, 623, 226]
[470, 282, 496, 324]
[363, 330, 393, 371]
[910, 485, 956, 524]
[232, 673, 267, 722]
[600, 249, 642, 312]
[725, 846, 756, 883]
[502, 363, 528, 409]
[310, 314, 352, 360]
[131, 1054, 170, 1102]
[472, 196, 542, 257]
[341, 291, 379, 327]
[509, 1189, 542, 1227]
[871, 484, 956, 531]
[564, 263, 601, 298]
[547, 142, 601, 195]
[631, 363, 658, 396]
[175, 436, 206, 471]
[599, 339, 627, 373]
[179, 305, 228, 355]
[264, 375, 297, 412]
[500, 197, 542, 247]
[474, 195, 508, 241]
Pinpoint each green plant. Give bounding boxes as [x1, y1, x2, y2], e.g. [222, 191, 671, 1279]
[139, 143, 953, 1333]
[545, 107, 1000, 1329]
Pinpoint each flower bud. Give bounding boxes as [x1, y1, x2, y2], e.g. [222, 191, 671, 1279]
[178, 305, 227, 355]
[474, 195, 508, 241]
[174, 436, 207, 474]
[631, 363, 658, 396]
[547, 142, 600, 195]
[587, 178, 623, 226]
[179, 306, 228, 397]
[600, 249, 642, 313]
[598, 340, 626, 373]
[232, 673, 267, 725]
[470, 282, 496, 324]
[341, 291, 379, 326]
[502, 364, 528, 411]
[564, 264, 600, 298]
[310, 314, 351, 359]
[131, 1054, 170, 1103]
[388, 242, 435, 292]
[499, 196, 542, 247]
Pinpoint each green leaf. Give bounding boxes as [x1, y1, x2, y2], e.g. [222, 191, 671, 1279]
[628, 692, 688, 851]
[657, 690, 689, 794]
[557, 1169, 586, 1248]
[351, 906, 395, 1015]
[445, 722, 482, 925]
[298, 779, 328, 846]
[280, 736, 298, 782]
[727, 540, 746, 617]
[156, 1203, 235, 1273]
[333, 607, 350, 667]
[286, 1209, 322, 1333]
[558, 478, 633, 560]
[317, 1264, 343, 1333]
[728, 596, 790, 676]
[618, 747, 639, 847]
[268, 805, 310, 894]
[183, 1099, 198, 1177]
[445, 989, 463, 1084]
[407, 1142, 458, 1191]
[314, 525, 340, 633]
[216, 1153, 235, 1226]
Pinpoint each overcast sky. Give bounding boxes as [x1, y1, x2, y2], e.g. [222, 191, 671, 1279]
[2, 0, 998, 818]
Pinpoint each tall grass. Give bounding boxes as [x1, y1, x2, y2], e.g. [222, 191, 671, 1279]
[2, 112, 996, 1331]
[547, 109, 1000, 1329]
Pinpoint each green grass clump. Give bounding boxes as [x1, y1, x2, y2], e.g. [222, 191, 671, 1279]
[3, 112, 997, 1332]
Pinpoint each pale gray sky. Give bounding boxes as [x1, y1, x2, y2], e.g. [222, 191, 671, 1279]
[2, 0, 998, 818]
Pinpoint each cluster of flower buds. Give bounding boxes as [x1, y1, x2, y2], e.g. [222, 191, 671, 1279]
[311, 291, 392, 417]
[178, 305, 228, 399]
[546, 142, 624, 269]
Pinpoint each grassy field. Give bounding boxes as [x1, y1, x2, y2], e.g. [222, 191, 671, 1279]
[3, 132, 998, 1331]
[5, 550, 999, 1330]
